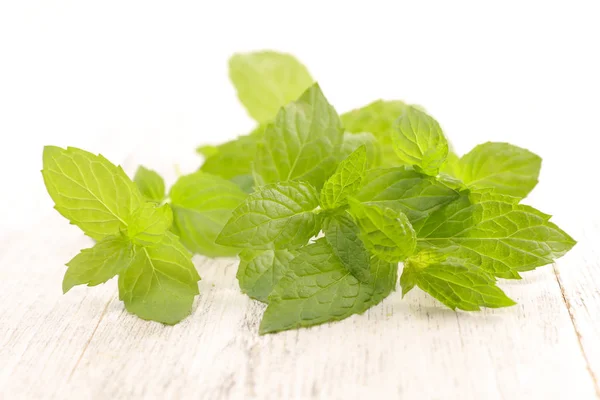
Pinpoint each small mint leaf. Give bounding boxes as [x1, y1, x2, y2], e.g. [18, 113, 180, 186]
[253, 84, 344, 189]
[42, 146, 143, 240]
[217, 181, 321, 250]
[63, 235, 133, 293]
[134, 166, 165, 203]
[259, 239, 397, 334]
[118, 232, 200, 325]
[323, 213, 371, 283]
[320, 145, 367, 210]
[237, 249, 297, 302]
[229, 51, 314, 123]
[170, 171, 247, 257]
[348, 198, 416, 263]
[392, 106, 448, 175]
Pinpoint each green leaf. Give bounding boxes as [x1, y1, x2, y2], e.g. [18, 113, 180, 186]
[237, 249, 297, 302]
[440, 149, 461, 178]
[340, 132, 381, 168]
[436, 173, 466, 191]
[42, 146, 143, 240]
[253, 84, 344, 189]
[133, 166, 165, 202]
[259, 239, 397, 334]
[230, 174, 255, 194]
[197, 126, 265, 193]
[199, 132, 261, 180]
[456, 142, 542, 198]
[196, 144, 218, 159]
[128, 202, 173, 246]
[170, 171, 247, 257]
[402, 256, 515, 311]
[348, 198, 416, 263]
[118, 232, 200, 325]
[63, 235, 133, 293]
[416, 193, 576, 279]
[392, 106, 448, 175]
[217, 181, 321, 250]
[341, 100, 407, 167]
[323, 213, 371, 283]
[399, 266, 416, 297]
[399, 249, 447, 297]
[320, 145, 367, 209]
[229, 51, 314, 123]
[355, 166, 459, 225]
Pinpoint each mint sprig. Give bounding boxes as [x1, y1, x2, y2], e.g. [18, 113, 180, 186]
[42, 148, 241, 324]
[42, 50, 576, 333]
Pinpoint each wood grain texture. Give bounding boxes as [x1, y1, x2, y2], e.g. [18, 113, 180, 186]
[0, 215, 598, 399]
[1, 152, 599, 400]
[553, 221, 600, 397]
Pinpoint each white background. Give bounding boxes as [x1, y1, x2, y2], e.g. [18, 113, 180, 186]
[1, 0, 599, 230]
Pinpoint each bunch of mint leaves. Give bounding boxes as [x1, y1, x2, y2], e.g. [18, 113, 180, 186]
[42, 51, 576, 333]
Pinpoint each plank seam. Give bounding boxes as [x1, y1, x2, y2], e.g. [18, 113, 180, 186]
[553, 262, 600, 398]
[68, 294, 115, 380]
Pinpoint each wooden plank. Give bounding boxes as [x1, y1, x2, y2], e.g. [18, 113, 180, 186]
[64, 262, 597, 399]
[528, 162, 600, 397]
[0, 215, 116, 398]
[1, 216, 597, 399]
[553, 220, 600, 397]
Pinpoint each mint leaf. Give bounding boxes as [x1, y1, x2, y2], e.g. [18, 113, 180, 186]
[323, 213, 371, 283]
[230, 174, 255, 194]
[42, 146, 143, 240]
[199, 132, 261, 180]
[217, 181, 321, 250]
[402, 255, 515, 311]
[134, 166, 165, 202]
[341, 100, 407, 167]
[229, 51, 314, 123]
[128, 203, 173, 246]
[170, 171, 247, 257]
[355, 166, 459, 225]
[436, 173, 466, 191]
[259, 239, 397, 334]
[237, 249, 297, 302]
[399, 266, 416, 297]
[399, 248, 449, 297]
[253, 84, 343, 189]
[416, 193, 576, 279]
[456, 142, 542, 198]
[196, 144, 218, 158]
[341, 132, 381, 168]
[342, 100, 407, 132]
[320, 145, 367, 210]
[348, 198, 416, 263]
[440, 149, 461, 178]
[198, 126, 266, 192]
[118, 232, 200, 325]
[392, 106, 448, 175]
[63, 235, 133, 293]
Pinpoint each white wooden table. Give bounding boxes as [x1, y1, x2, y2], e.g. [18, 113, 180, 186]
[1, 146, 599, 400]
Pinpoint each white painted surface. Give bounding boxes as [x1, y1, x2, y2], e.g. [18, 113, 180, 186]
[1, 1, 600, 399]
[1, 212, 599, 399]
